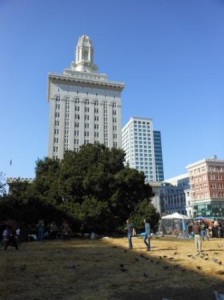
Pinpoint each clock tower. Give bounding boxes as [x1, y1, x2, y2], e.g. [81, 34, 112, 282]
[71, 35, 97, 73]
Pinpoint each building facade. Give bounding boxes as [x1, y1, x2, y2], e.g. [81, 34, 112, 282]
[47, 35, 125, 159]
[160, 174, 189, 215]
[153, 131, 164, 181]
[186, 156, 224, 218]
[122, 117, 163, 182]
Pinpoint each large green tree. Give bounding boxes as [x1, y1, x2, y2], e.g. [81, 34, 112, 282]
[6, 144, 158, 233]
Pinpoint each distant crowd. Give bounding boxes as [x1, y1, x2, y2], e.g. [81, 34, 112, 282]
[190, 219, 224, 240]
[2, 217, 224, 252]
[0, 219, 73, 250]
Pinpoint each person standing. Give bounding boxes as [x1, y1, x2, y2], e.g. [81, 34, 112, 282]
[4, 228, 18, 250]
[37, 220, 45, 241]
[192, 221, 202, 254]
[144, 219, 151, 251]
[125, 219, 134, 249]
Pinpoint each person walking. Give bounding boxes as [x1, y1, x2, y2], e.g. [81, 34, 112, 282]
[125, 219, 134, 249]
[144, 219, 151, 251]
[192, 221, 202, 254]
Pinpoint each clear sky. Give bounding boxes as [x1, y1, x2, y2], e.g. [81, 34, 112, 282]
[0, 0, 223, 181]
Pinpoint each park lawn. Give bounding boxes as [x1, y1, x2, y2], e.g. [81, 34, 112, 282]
[1, 236, 224, 300]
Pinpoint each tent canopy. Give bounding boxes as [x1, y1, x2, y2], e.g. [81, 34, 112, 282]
[159, 213, 193, 236]
[162, 212, 191, 220]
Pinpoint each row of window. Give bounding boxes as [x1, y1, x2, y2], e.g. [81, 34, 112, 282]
[191, 183, 224, 190]
[55, 117, 118, 125]
[54, 132, 119, 143]
[192, 192, 224, 199]
[54, 125, 117, 135]
[55, 96, 117, 108]
[55, 107, 116, 115]
[133, 120, 151, 125]
[53, 141, 119, 153]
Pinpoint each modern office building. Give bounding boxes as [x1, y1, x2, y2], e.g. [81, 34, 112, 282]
[186, 156, 224, 218]
[122, 117, 163, 182]
[153, 130, 164, 181]
[47, 35, 125, 159]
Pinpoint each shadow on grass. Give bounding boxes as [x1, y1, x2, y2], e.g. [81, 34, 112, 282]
[1, 238, 224, 300]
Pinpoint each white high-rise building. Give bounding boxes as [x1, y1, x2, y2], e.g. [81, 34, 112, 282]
[47, 35, 125, 159]
[122, 117, 157, 182]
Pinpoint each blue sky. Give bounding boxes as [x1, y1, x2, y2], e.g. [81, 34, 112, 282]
[0, 0, 223, 180]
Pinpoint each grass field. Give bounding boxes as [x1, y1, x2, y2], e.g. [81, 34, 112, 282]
[1, 236, 224, 300]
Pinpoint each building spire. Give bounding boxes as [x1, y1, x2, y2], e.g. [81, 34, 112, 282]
[71, 35, 98, 73]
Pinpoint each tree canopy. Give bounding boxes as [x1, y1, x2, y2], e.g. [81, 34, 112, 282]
[2, 144, 159, 234]
[0, 172, 6, 196]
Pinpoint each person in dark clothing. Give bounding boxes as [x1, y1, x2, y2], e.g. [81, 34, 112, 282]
[125, 219, 134, 249]
[4, 229, 18, 250]
[143, 219, 151, 251]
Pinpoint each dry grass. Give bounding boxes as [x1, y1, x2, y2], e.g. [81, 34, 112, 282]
[1, 236, 224, 300]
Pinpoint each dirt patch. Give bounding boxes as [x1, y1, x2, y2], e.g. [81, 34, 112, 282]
[1, 236, 224, 299]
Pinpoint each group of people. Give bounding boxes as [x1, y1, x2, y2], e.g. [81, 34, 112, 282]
[1, 219, 73, 250]
[36, 219, 72, 241]
[125, 218, 151, 251]
[3, 216, 219, 255]
[125, 217, 222, 255]
[190, 219, 223, 254]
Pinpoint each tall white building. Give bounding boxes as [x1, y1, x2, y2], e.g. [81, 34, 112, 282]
[122, 117, 158, 182]
[47, 35, 125, 159]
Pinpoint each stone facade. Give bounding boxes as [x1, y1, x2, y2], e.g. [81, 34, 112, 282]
[47, 35, 124, 159]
